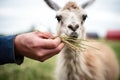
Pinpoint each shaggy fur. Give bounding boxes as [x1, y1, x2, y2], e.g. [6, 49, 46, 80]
[62, 2, 80, 11]
[56, 41, 119, 80]
[55, 1, 119, 80]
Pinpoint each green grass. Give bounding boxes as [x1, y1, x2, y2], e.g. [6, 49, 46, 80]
[0, 40, 120, 80]
[0, 56, 57, 80]
[106, 40, 120, 61]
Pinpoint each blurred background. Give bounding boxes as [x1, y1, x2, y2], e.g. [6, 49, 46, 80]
[0, 0, 120, 80]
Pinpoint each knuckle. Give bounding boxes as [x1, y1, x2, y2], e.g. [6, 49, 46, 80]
[36, 53, 45, 62]
[52, 42, 58, 48]
[30, 41, 38, 48]
[37, 52, 44, 57]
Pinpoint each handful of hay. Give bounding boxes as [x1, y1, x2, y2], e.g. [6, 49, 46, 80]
[34, 30, 99, 51]
[59, 36, 99, 52]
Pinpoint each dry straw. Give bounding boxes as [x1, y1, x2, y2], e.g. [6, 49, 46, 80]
[59, 36, 100, 52]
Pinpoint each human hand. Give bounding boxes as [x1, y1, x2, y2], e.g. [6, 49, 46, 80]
[14, 31, 64, 62]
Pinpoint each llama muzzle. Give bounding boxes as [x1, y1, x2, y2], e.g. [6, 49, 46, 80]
[70, 32, 78, 38]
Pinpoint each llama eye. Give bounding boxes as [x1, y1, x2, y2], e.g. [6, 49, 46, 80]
[82, 14, 87, 21]
[56, 15, 62, 22]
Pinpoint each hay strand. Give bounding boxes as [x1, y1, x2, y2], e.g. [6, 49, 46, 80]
[59, 36, 100, 51]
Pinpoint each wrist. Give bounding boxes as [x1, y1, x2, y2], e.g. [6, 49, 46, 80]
[14, 35, 23, 54]
[14, 35, 24, 64]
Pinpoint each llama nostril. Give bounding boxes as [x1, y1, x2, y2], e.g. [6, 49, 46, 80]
[75, 24, 79, 29]
[68, 25, 73, 29]
[68, 24, 75, 31]
[68, 24, 79, 31]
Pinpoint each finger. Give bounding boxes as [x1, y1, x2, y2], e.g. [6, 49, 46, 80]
[35, 31, 54, 39]
[43, 32, 54, 39]
[38, 37, 62, 49]
[38, 43, 64, 62]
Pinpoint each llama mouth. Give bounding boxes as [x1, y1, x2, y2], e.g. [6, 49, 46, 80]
[70, 32, 78, 38]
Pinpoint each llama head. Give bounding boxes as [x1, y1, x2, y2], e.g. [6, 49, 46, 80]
[44, 0, 95, 39]
[56, 2, 87, 39]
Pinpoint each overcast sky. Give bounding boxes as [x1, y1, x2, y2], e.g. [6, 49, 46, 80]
[0, 0, 120, 37]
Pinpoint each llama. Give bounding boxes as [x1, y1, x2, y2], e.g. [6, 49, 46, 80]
[44, 0, 119, 80]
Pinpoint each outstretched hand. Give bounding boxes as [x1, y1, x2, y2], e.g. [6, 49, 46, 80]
[14, 31, 64, 62]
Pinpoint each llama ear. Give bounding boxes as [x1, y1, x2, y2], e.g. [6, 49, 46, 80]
[44, 0, 60, 11]
[81, 0, 95, 9]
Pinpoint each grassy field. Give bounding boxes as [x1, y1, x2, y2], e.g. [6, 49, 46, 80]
[107, 40, 120, 61]
[0, 56, 56, 80]
[0, 40, 120, 80]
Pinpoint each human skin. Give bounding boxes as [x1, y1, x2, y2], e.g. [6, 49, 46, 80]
[14, 31, 64, 62]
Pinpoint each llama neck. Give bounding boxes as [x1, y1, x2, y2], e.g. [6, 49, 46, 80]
[62, 46, 80, 59]
[58, 46, 92, 80]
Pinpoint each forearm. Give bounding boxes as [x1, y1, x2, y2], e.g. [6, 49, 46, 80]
[0, 35, 24, 65]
